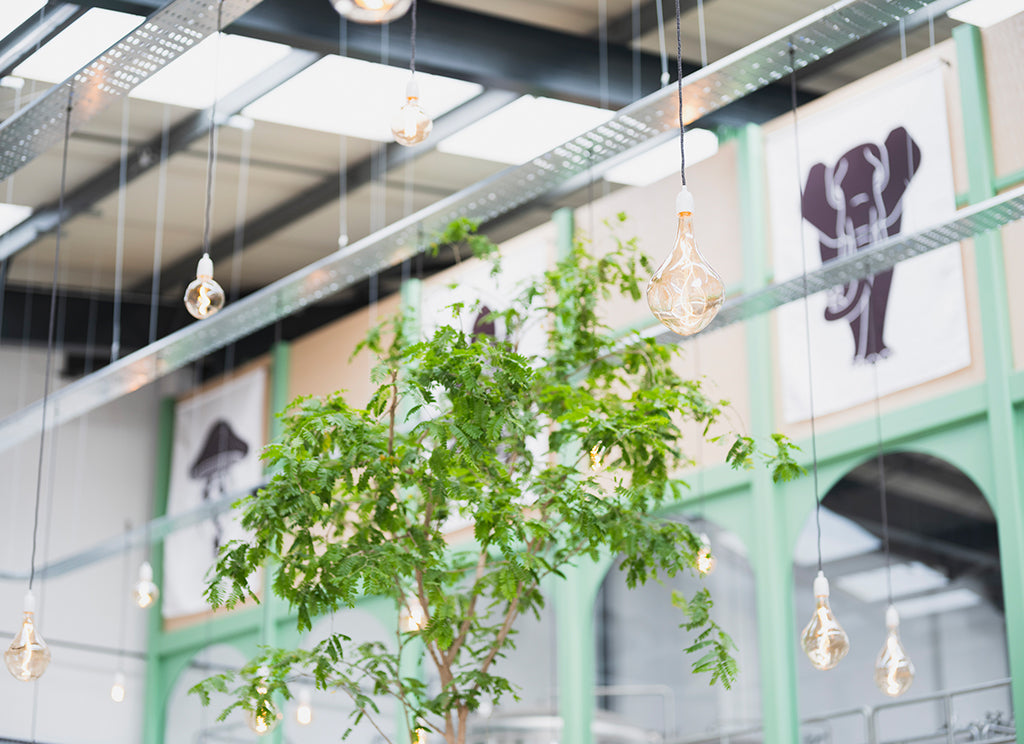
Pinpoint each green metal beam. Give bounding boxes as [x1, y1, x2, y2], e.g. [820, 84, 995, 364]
[954, 21, 1024, 724]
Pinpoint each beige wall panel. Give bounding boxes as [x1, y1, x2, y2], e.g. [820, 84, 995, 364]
[288, 292, 403, 408]
[1003, 220, 1024, 369]
[983, 13, 1024, 184]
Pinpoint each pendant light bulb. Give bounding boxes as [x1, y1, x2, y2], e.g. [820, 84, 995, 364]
[331, 0, 412, 23]
[391, 77, 432, 147]
[4, 592, 51, 682]
[296, 687, 313, 726]
[132, 561, 160, 609]
[800, 571, 849, 671]
[184, 253, 225, 320]
[695, 532, 716, 575]
[247, 666, 281, 735]
[111, 671, 127, 703]
[874, 605, 914, 697]
[401, 596, 427, 632]
[646, 187, 724, 336]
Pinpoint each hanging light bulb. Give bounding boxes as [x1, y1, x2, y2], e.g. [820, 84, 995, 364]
[132, 561, 160, 609]
[391, 77, 432, 147]
[5, 591, 51, 682]
[401, 597, 427, 632]
[695, 532, 716, 575]
[248, 666, 281, 734]
[874, 605, 914, 697]
[589, 446, 604, 471]
[183, 253, 225, 320]
[111, 671, 127, 703]
[646, 187, 724, 336]
[296, 687, 313, 726]
[800, 570, 849, 671]
[330, 0, 412, 23]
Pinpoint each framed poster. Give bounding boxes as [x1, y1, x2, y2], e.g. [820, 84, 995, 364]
[766, 62, 968, 422]
[163, 367, 267, 618]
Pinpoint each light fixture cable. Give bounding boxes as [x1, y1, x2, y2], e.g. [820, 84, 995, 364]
[28, 84, 74, 593]
[655, 0, 669, 86]
[872, 361, 894, 606]
[200, 0, 225, 262]
[789, 42, 823, 572]
[675, 0, 686, 186]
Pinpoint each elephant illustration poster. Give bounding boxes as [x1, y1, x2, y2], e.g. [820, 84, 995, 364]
[163, 367, 266, 618]
[765, 62, 968, 422]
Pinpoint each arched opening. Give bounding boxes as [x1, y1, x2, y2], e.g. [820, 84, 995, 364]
[594, 517, 762, 742]
[794, 451, 1009, 742]
[165, 643, 250, 742]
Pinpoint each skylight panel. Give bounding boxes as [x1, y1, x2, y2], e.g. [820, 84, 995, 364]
[243, 55, 483, 142]
[131, 34, 293, 109]
[604, 129, 719, 187]
[0, 1, 47, 43]
[794, 508, 881, 567]
[436, 95, 614, 165]
[0, 203, 32, 234]
[13, 8, 143, 84]
[948, 0, 1024, 27]
[837, 562, 949, 603]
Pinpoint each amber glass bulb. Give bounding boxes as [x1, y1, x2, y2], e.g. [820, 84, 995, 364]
[392, 79, 432, 146]
[800, 571, 850, 671]
[331, 0, 412, 23]
[184, 253, 225, 320]
[646, 188, 724, 336]
[696, 533, 716, 575]
[401, 597, 427, 632]
[132, 561, 160, 609]
[5, 592, 51, 682]
[875, 605, 914, 697]
[246, 704, 280, 735]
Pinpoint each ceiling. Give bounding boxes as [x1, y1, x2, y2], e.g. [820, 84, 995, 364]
[0, 0, 963, 376]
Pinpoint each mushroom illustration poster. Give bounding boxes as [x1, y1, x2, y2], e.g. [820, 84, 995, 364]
[765, 62, 967, 422]
[163, 368, 267, 618]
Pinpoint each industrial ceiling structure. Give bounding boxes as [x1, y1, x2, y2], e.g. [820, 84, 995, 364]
[0, 0, 1021, 447]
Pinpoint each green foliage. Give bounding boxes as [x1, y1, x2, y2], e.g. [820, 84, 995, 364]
[192, 217, 802, 744]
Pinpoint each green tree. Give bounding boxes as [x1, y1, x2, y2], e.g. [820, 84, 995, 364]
[193, 216, 802, 744]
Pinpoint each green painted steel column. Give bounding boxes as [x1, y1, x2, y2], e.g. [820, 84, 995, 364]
[736, 123, 801, 743]
[551, 206, 595, 744]
[954, 23, 1024, 721]
[143, 396, 176, 744]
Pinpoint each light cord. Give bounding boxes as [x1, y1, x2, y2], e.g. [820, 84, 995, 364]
[410, 0, 417, 75]
[789, 42, 823, 573]
[872, 361, 894, 606]
[598, 0, 609, 109]
[149, 104, 171, 345]
[201, 0, 225, 259]
[675, 0, 686, 186]
[28, 85, 73, 591]
[111, 97, 129, 362]
[655, 0, 669, 86]
[697, 0, 708, 67]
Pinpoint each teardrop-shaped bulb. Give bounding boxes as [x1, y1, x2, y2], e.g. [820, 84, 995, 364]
[132, 561, 160, 609]
[184, 253, 225, 320]
[874, 605, 914, 697]
[4, 592, 51, 682]
[295, 687, 313, 725]
[696, 533, 716, 575]
[111, 671, 127, 703]
[800, 571, 849, 671]
[646, 188, 724, 336]
[401, 597, 427, 632]
[331, 0, 412, 23]
[391, 94, 432, 146]
[247, 701, 281, 735]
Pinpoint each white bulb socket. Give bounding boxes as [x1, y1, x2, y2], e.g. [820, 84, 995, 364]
[196, 253, 214, 279]
[675, 186, 695, 214]
[23, 591, 36, 613]
[405, 76, 420, 100]
[886, 604, 900, 629]
[139, 561, 154, 582]
[813, 570, 830, 598]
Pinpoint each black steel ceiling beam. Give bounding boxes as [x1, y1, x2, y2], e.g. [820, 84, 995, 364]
[142, 88, 520, 295]
[0, 48, 322, 264]
[0, 3, 86, 81]
[78, 0, 707, 109]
